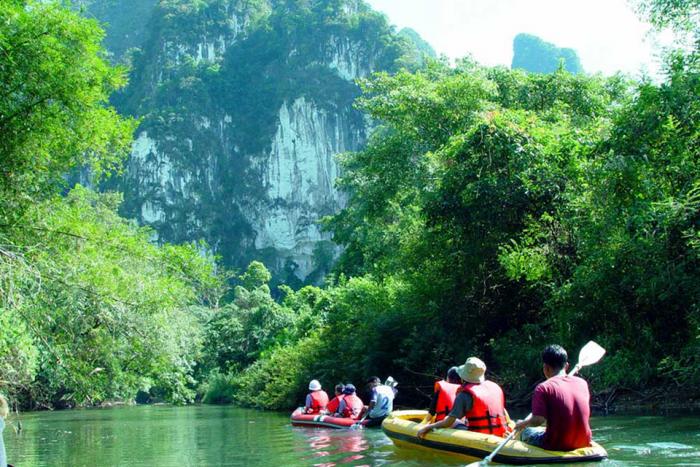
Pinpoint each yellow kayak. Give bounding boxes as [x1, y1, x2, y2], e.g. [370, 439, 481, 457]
[382, 410, 608, 464]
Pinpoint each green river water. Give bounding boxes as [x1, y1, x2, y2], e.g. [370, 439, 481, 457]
[4, 405, 700, 466]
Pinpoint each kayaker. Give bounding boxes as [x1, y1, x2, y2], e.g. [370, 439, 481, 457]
[336, 384, 364, 419]
[417, 357, 510, 438]
[361, 376, 395, 427]
[304, 379, 329, 414]
[324, 383, 345, 415]
[515, 344, 592, 451]
[428, 366, 461, 422]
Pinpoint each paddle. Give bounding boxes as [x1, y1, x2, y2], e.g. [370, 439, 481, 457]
[465, 341, 606, 467]
[348, 414, 364, 430]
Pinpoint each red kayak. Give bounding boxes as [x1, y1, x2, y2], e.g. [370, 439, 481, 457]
[290, 408, 370, 429]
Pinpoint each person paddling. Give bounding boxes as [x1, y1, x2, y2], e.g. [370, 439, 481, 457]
[325, 384, 345, 415]
[336, 384, 363, 420]
[304, 379, 329, 414]
[428, 367, 461, 422]
[417, 357, 510, 438]
[515, 345, 593, 451]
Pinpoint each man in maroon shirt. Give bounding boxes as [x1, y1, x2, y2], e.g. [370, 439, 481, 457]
[514, 345, 592, 451]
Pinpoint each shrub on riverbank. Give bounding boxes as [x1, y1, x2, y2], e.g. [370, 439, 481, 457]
[201, 370, 237, 405]
[5, 187, 221, 407]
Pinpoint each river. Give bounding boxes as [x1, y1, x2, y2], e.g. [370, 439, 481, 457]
[5, 406, 700, 466]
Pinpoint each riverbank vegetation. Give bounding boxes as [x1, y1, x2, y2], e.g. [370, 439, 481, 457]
[221, 0, 700, 409]
[1, 0, 698, 411]
[0, 0, 229, 408]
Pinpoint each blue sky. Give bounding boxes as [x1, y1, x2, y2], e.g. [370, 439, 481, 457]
[364, 0, 673, 76]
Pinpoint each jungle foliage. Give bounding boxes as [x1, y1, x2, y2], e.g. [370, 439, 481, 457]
[1, 0, 698, 411]
[230, 1, 700, 408]
[0, 0, 226, 407]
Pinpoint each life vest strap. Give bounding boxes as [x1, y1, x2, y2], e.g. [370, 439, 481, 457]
[468, 410, 506, 434]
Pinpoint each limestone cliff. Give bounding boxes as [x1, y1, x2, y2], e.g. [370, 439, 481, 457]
[87, 0, 427, 283]
[511, 33, 583, 74]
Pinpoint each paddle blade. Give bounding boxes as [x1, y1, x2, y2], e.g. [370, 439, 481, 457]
[578, 341, 606, 368]
[464, 461, 487, 467]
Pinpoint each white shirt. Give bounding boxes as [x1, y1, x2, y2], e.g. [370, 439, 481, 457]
[369, 385, 394, 418]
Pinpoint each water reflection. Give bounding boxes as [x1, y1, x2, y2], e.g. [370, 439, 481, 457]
[295, 427, 371, 465]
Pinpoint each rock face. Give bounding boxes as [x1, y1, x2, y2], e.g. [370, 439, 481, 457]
[511, 33, 583, 74]
[253, 97, 360, 278]
[89, 0, 425, 283]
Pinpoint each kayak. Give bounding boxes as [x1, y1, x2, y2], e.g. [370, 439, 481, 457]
[382, 410, 608, 465]
[290, 408, 370, 429]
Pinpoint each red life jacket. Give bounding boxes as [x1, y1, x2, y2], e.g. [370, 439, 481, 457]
[341, 394, 364, 419]
[459, 380, 509, 437]
[327, 394, 344, 414]
[306, 390, 329, 414]
[434, 380, 460, 421]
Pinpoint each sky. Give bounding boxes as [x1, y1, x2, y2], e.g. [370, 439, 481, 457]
[364, 0, 673, 76]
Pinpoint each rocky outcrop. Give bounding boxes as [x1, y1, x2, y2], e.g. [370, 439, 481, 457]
[89, 0, 423, 282]
[251, 97, 362, 278]
[511, 33, 583, 74]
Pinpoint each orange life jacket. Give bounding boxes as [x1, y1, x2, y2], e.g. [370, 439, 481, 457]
[326, 394, 344, 414]
[306, 390, 329, 414]
[341, 393, 363, 419]
[459, 380, 509, 437]
[434, 380, 460, 421]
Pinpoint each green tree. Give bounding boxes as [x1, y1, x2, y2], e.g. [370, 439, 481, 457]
[0, 0, 135, 223]
[5, 187, 225, 406]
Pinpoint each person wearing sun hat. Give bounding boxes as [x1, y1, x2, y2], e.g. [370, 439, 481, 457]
[304, 379, 329, 414]
[418, 357, 510, 439]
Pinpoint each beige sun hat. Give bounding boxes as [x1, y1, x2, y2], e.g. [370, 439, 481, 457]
[456, 357, 486, 384]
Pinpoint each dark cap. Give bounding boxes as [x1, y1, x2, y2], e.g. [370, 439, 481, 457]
[447, 366, 460, 382]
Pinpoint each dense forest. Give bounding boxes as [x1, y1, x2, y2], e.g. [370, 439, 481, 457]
[0, 0, 698, 412]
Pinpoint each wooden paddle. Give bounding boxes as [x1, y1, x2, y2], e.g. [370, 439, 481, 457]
[465, 341, 606, 467]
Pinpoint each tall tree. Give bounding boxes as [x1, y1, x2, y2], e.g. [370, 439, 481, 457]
[0, 0, 135, 224]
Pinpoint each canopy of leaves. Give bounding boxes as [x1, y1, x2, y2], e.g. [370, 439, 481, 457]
[0, 0, 136, 224]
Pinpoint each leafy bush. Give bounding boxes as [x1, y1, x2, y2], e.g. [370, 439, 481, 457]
[201, 370, 237, 405]
[232, 335, 325, 410]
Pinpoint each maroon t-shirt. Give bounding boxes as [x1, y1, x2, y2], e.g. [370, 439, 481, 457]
[532, 375, 592, 451]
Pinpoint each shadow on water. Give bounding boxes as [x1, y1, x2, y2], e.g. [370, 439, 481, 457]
[4, 406, 700, 466]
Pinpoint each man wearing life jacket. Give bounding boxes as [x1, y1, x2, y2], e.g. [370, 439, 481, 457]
[324, 383, 345, 415]
[335, 384, 363, 419]
[304, 379, 329, 414]
[417, 357, 510, 439]
[428, 367, 461, 422]
[361, 376, 396, 427]
[515, 345, 592, 451]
